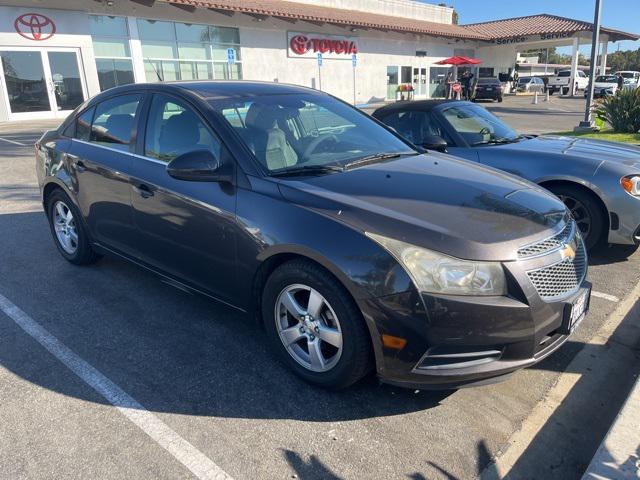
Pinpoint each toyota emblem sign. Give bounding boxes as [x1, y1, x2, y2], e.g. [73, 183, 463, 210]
[288, 32, 358, 59]
[14, 13, 56, 41]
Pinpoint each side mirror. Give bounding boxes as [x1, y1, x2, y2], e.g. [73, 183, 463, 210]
[166, 149, 230, 182]
[420, 135, 448, 153]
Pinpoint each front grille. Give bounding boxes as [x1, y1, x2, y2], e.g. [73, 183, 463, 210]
[526, 236, 587, 300]
[518, 221, 575, 259]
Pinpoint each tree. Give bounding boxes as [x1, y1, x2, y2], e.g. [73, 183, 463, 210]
[606, 48, 640, 72]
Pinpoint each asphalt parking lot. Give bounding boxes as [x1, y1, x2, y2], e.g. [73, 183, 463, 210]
[1, 97, 639, 480]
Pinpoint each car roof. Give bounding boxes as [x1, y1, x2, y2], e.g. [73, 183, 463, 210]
[88, 80, 323, 103]
[372, 99, 473, 116]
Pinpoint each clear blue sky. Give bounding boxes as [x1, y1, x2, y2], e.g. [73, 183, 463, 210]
[441, 0, 640, 53]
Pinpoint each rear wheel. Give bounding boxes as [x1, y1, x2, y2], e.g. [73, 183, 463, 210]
[546, 184, 606, 250]
[46, 189, 100, 265]
[497, 96, 503, 103]
[262, 259, 372, 389]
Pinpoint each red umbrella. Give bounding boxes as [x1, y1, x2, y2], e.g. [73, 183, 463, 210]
[434, 56, 482, 65]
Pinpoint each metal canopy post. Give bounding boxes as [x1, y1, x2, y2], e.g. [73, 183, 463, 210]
[577, 0, 603, 130]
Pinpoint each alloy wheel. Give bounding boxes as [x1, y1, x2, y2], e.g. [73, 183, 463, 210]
[274, 284, 343, 372]
[52, 200, 78, 254]
[559, 194, 592, 241]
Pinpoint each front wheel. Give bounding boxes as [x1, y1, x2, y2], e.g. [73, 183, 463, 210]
[262, 259, 372, 389]
[546, 184, 606, 250]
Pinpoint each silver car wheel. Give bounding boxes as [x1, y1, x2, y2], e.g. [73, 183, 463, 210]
[274, 284, 343, 373]
[559, 194, 592, 240]
[52, 200, 78, 254]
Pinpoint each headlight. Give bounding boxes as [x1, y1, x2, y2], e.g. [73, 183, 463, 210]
[366, 233, 507, 296]
[621, 175, 640, 196]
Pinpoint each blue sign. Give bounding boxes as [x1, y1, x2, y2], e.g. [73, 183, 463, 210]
[317, 53, 323, 67]
[352, 54, 357, 67]
[227, 48, 236, 65]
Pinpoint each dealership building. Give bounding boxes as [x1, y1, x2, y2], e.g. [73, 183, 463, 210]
[0, 0, 638, 123]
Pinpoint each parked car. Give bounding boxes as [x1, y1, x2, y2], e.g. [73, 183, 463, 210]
[37, 82, 590, 390]
[584, 74, 619, 98]
[473, 77, 503, 102]
[373, 100, 640, 250]
[614, 71, 640, 90]
[547, 70, 589, 95]
[515, 76, 545, 93]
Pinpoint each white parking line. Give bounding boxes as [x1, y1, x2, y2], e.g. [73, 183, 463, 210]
[0, 292, 233, 480]
[591, 291, 620, 303]
[0, 137, 27, 146]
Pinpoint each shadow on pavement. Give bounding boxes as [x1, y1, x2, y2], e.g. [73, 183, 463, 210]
[0, 211, 453, 423]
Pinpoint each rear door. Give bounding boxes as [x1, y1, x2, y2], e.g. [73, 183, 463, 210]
[129, 92, 238, 303]
[68, 93, 144, 254]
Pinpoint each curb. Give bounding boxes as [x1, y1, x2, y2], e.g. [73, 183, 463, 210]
[582, 374, 640, 479]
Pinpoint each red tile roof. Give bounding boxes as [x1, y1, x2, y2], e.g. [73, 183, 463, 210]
[162, 2, 640, 43]
[464, 14, 639, 42]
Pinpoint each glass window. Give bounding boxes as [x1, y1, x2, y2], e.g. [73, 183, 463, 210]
[429, 66, 450, 98]
[91, 94, 142, 150]
[209, 93, 414, 172]
[138, 20, 241, 82]
[76, 107, 95, 141]
[379, 111, 443, 146]
[1, 51, 50, 113]
[400, 66, 412, 84]
[144, 94, 221, 163]
[90, 15, 135, 92]
[89, 15, 128, 37]
[440, 104, 517, 146]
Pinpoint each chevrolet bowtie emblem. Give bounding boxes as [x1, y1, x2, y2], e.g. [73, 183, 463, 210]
[560, 243, 576, 261]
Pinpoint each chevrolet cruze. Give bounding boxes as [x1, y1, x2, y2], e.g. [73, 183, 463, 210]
[36, 81, 591, 389]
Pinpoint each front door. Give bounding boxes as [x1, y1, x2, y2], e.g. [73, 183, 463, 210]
[130, 93, 237, 303]
[0, 47, 87, 121]
[412, 67, 427, 97]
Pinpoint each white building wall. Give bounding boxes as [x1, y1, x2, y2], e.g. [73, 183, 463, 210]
[292, 0, 453, 23]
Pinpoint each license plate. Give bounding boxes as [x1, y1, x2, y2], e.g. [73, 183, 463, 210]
[485, 87, 493, 91]
[568, 289, 590, 332]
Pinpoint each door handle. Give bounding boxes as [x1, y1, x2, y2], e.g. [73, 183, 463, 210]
[133, 183, 154, 198]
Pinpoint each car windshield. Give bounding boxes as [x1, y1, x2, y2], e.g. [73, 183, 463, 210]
[440, 103, 518, 145]
[619, 72, 635, 79]
[478, 78, 499, 84]
[517, 77, 531, 84]
[596, 75, 617, 82]
[208, 93, 415, 173]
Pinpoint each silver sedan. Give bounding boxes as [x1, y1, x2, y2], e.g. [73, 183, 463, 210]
[373, 100, 640, 250]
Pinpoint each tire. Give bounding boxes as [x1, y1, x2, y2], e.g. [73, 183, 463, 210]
[262, 259, 372, 389]
[546, 184, 606, 251]
[46, 188, 101, 265]
[497, 96, 503, 103]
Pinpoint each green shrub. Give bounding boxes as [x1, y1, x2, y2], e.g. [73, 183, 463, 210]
[594, 88, 640, 133]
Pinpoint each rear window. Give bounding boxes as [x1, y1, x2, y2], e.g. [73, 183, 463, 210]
[478, 78, 499, 84]
[557, 71, 571, 77]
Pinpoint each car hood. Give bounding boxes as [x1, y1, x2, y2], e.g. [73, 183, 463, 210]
[276, 153, 567, 261]
[495, 135, 640, 169]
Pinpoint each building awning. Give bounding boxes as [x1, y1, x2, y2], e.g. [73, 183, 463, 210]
[162, 0, 487, 40]
[464, 14, 639, 43]
[161, 2, 640, 44]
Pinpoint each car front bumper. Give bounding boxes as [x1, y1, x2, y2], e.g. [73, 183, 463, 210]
[364, 281, 590, 389]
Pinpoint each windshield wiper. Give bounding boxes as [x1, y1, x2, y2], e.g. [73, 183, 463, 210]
[270, 164, 344, 177]
[343, 152, 415, 170]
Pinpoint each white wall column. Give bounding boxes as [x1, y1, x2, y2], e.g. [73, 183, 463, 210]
[127, 17, 147, 84]
[569, 36, 579, 96]
[599, 38, 609, 75]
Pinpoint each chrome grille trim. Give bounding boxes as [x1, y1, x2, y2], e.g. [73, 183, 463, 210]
[517, 220, 576, 259]
[525, 234, 587, 301]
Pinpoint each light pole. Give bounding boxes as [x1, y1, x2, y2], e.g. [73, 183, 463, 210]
[576, 0, 603, 131]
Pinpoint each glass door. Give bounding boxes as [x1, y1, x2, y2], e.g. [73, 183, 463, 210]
[0, 47, 87, 120]
[412, 67, 428, 97]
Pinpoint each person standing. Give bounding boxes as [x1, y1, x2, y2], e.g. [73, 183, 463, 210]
[617, 72, 624, 91]
[445, 71, 454, 99]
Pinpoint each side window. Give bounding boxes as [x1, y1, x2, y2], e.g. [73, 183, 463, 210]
[144, 94, 221, 163]
[91, 94, 142, 151]
[76, 107, 95, 142]
[381, 111, 443, 146]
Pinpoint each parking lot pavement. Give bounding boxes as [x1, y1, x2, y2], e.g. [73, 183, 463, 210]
[1, 124, 640, 480]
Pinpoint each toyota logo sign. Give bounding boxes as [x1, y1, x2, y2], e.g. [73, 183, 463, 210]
[289, 33, 358, 56]
[14, 13, 56, 41]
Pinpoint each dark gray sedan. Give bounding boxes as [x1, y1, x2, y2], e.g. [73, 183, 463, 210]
[373, 100, 640, 250]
